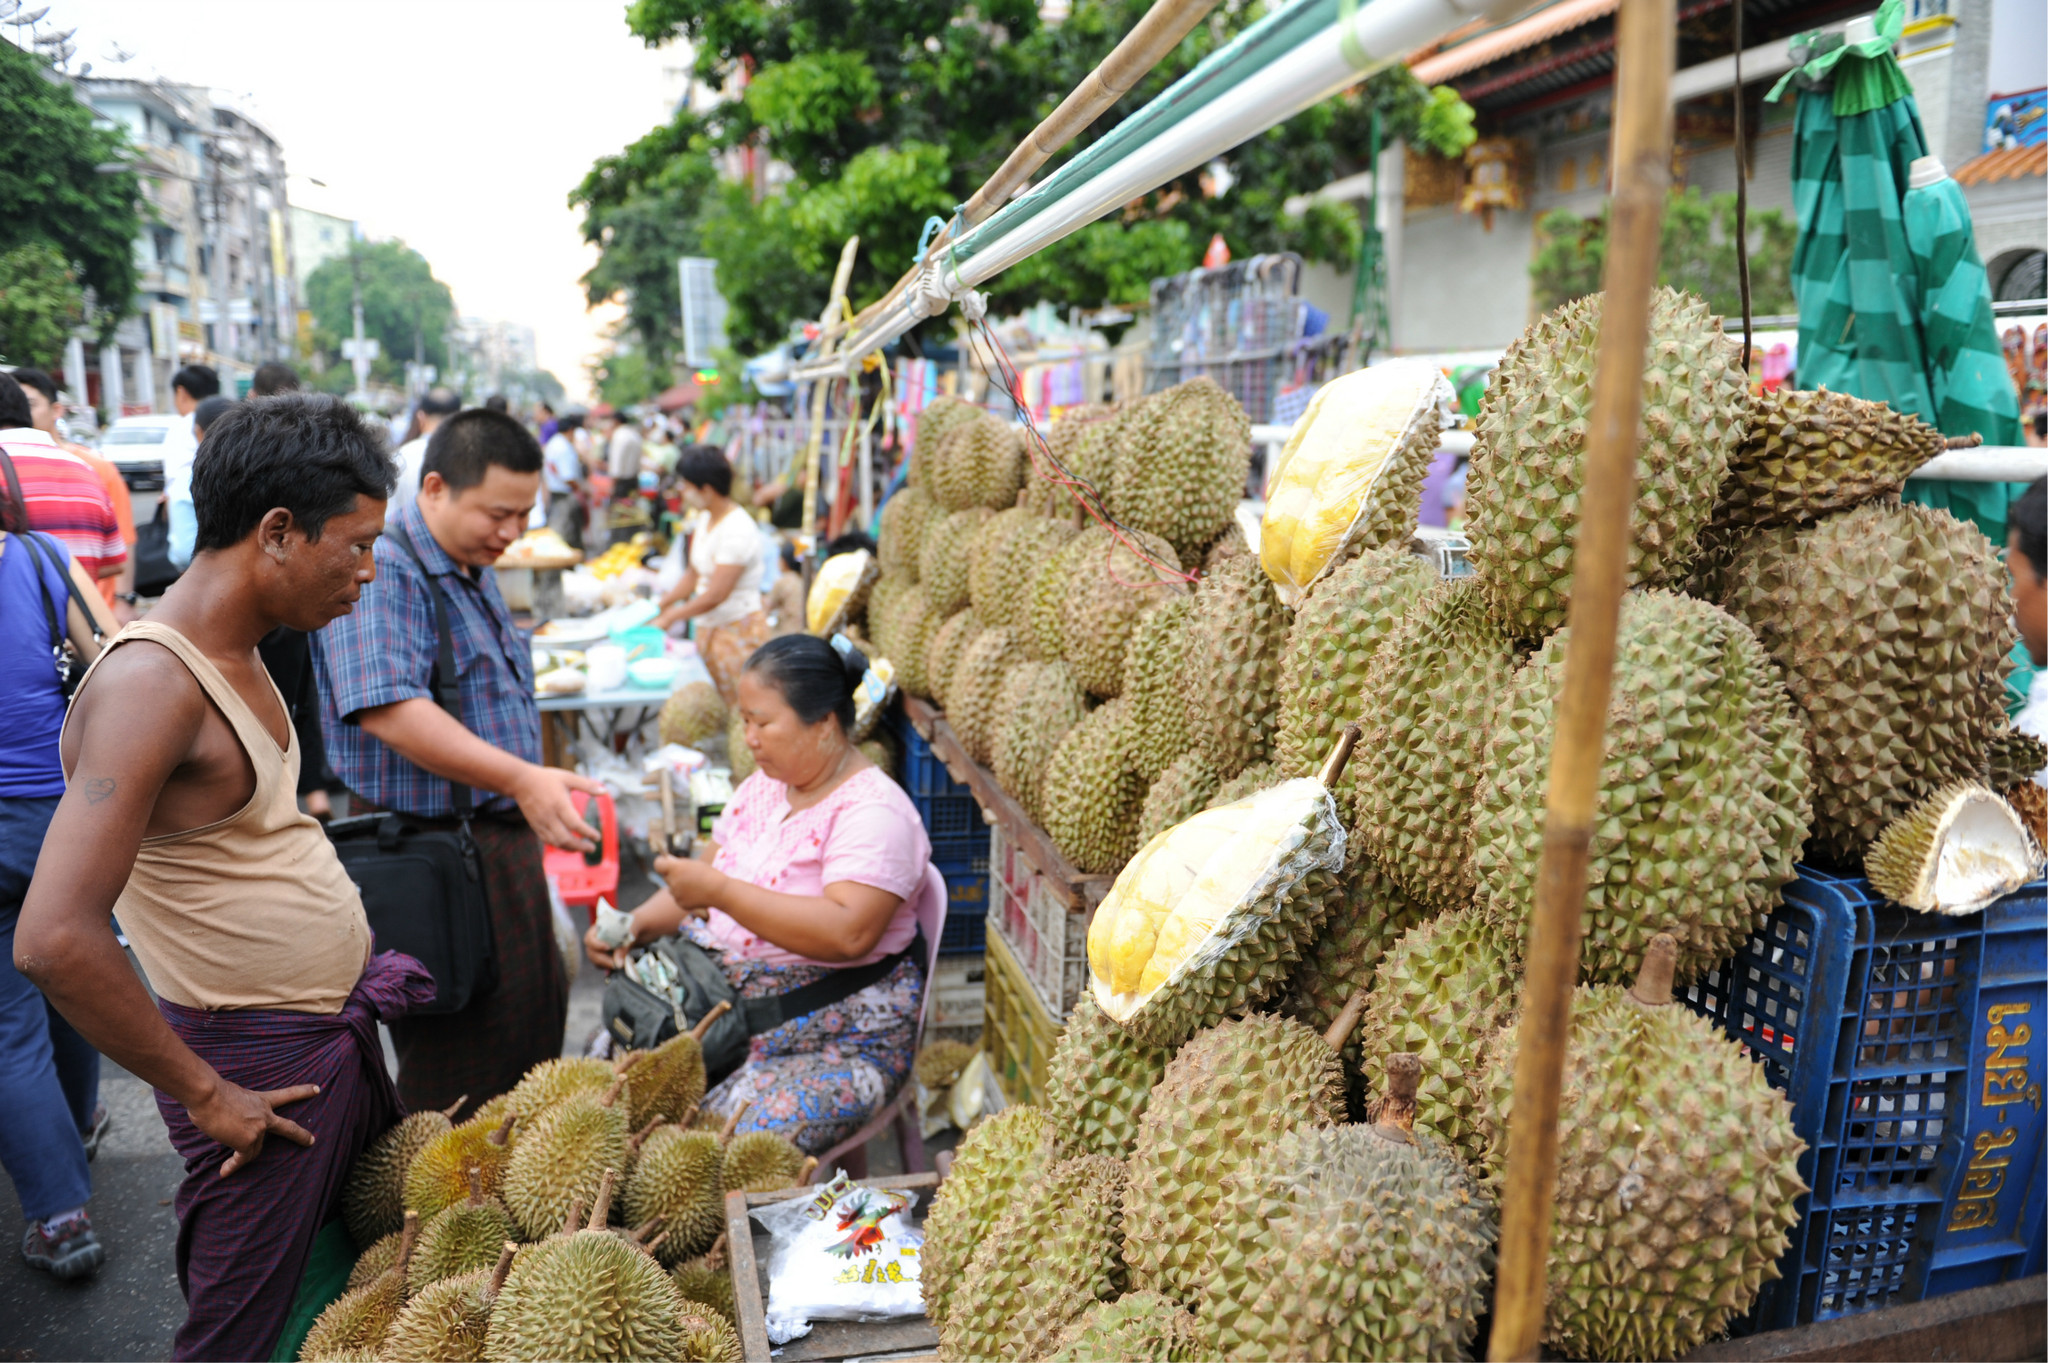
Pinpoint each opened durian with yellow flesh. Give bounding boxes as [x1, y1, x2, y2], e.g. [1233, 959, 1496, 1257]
[1259, 358, 1450, 605]
[806, 548, 878, 635]
[1087, 731, 1356, 1048]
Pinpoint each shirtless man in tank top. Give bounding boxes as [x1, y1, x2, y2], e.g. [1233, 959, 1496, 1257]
[15, 394, 432, 1362]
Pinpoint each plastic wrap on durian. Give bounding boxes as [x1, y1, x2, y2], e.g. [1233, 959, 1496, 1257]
[1260, 360, 1451, 606]
[807, 550, 879, 635]
[1088, 778, 1345, 1048]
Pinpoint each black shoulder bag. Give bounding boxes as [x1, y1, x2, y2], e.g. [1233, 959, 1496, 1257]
[325, 522, 497, 1015]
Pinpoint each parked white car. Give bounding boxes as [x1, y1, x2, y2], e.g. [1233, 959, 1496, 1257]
[100, 413, 188, 494]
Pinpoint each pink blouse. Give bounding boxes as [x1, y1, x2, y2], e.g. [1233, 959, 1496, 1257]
[702, 765, 931, 967]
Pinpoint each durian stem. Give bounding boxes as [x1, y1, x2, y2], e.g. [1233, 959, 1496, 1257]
[706, 1232, 729, 1270]
[395, 1210, 420, 1275]
[441, 1095, 469, 1120]
[489, 1112, 517, 1147]
[1628, 933, 1678, 1008]
[720, 1101, 753, 1143]
[587, 1169, 618, 1231]
[1488, 0, 1677, 1357]
[630, 1114, 666, 1151]
[689, 999, 735, 1042]
[466, 1166, 483, 1205]
[488, 1242, 518, 1298]
[798, 1156, 819, 1185]
[1944, 432, 1983, 449]
[640, 1227, 670, 1259]
[1316, 723, 1362, 788]
[630, 1214, 667, 1245]
[561, 1198, 586, 1237]
[1372, 1053, 1421, 1140]
[600, 1075, 629, 1109]
[614, 1049, 646, 1076]
[1323, 987, 1370, 1052]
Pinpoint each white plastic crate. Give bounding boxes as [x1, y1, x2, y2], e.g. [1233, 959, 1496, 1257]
[1021, 872, 1089, 1019]
[930, 953, 986, 1030]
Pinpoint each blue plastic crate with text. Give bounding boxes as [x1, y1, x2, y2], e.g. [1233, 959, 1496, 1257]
[1682, 868, 2046, 1334]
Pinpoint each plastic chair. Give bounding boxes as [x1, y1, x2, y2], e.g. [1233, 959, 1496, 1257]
[540, 788, 619, 920]
[805, 862, 948, 1182]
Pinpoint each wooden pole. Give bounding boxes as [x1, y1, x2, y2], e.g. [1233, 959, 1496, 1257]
[799, 236, 861, 579]
[1485, 0, 1676, 1353]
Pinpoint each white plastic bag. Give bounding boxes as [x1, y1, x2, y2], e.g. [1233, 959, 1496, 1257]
[755, 1173, 926, 1345]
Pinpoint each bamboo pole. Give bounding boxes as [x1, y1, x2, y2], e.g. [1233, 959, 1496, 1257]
[1485, 0, 1676, 1353]
[799, 236, 862, 569]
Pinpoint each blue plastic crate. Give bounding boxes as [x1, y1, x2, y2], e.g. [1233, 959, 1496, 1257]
[1682, 868, 2047, 1334]
[888, 705, 970, 800]
[939, 871, 990, 954]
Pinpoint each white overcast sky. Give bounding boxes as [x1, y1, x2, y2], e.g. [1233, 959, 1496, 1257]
[47, 0, 688, 401]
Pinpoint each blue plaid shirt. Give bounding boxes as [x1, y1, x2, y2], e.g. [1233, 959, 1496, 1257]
[311, 499, 538, 817]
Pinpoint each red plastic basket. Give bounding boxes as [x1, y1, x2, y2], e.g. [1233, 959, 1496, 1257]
[542, 788, 620, 919]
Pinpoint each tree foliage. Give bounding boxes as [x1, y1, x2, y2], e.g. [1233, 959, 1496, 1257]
[1530, 187, 1796, 317]
[0, 241, 87, 369]
[302, 240, 457, 384]
[0, 41, 142, 338]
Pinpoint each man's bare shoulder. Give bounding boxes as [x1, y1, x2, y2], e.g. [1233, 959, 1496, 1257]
[74, 639, 207, 728]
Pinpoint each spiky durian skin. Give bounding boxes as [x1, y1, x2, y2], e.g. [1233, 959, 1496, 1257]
[1988, 728, 2048, 790]
[923, 609, 982, 712]
[911, 395, 980, 491]
[926, 418, 981, 513]
[1466, 287, 1747, 639]
[1043, 697, 1148, 875]
[992, 661, 1090, 825]
[1207, 762, 1277, 808]
[989, 516, 1080, 652]
[672, 1257, 737, 1324]
[940, 1155, 1128, 1362]
[299, 1268, 407, 1361]
[966, 415, 1026, 510]
[504, 1056, 612, 1124]
[403, 1113, 518, 1219]
[719, 1130, 807, 1194]
[483, 1231, 684, 1363]
[727, 707, 758, 783]
[1045, 1291, 1200, 1363]
[1180, 553, 1287, 779]
[1480, 988, 1807, 1361]
[342, 1109, 453, 1248]
[886, 585, 945, 700]
[1281, 852, 1434, 1084]
[1045, 994, 1177, 1160]
[1350, 576, 1521, 910]
[382, 1268, 494, 1363]
[1030, 527, 1102, 662]
[1202, 1123, 1495, 1362]
[1060, 526, 1186, 699]
[918, 508, 991, 618]
[878, 486, 938, 581]
[677, 1308, 745, 1362]
[1864, 781, 2040, 912]
[409, 1199, 515, 1292]
[500, 1093, 629, 1242]
[1719, 501, 2015, 860]
[915, 1039, 979, 1091]
[1122, 1014, 1346, 1306]
[622, 1126, 725, 1264]
[1274, 547, 1435, 802]
[1033, 404, 1122, 516]
[1122, 597, 1196, 781]
[1475, 590, 1812, 984]
[1353, 908, 1519, 1166]
[659, 681, 728, 748]
[625, 1031, 708, 1135]
[1110, 377, 1251, 562]
[1715, 386, 1943, 530]
[344, 1227, 407, 1293]
[1136, 752, 1221, 848]
[921, 1105, 1055, 1327]
[949, 627, 1024, 765]
[967, 507, 1033, 622]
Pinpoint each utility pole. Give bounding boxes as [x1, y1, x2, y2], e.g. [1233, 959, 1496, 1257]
[347, 228, 373, 403]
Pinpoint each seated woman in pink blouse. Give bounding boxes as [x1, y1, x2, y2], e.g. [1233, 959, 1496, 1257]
[584, 634, 931, 1154]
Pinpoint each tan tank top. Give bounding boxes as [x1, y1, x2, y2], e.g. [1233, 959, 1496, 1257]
[71, 622, 371, 1013]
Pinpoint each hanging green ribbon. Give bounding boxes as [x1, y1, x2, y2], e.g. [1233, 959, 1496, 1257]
[1766, 0, 1911, 113]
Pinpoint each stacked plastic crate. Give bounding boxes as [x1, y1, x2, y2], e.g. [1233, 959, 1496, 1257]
[888, 706, 988, 1041]
[987, 822, 1091, 1023]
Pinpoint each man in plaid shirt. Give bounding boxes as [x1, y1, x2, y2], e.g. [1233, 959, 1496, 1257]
[312, 408, 600, 1115]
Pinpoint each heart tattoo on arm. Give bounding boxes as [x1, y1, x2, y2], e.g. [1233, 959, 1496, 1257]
[83, 777, 116, 805]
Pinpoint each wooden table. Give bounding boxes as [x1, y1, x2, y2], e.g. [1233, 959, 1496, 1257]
[1679, 1275, 2046, 1363]
[727, 1172, 941, 1363]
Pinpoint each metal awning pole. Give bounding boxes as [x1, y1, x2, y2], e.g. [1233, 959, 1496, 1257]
[1485, 0, 1677, 1353]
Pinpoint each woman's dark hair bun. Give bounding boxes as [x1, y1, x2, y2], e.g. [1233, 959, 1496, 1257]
[742, 633, 864, 732]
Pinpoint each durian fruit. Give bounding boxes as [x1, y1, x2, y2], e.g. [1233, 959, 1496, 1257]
[939, 1154, 1127, 1362]
[987, 515, 1080, 649]
[504, 1057, 611, 1124]
[727, 707, 757, 783]
[1354, 907, 1520, 1165]
[878, 485, 938, 580]
[1044, 993, 1176, 1159]
[911, 395, 981, 490]
[967, 506, 1033, 623]
[864, 573, 909, 659]
[1988, 727, 2048, 791]
[1350, 576, 1520, 910]
[405, 1111, 518, 1220]
[1059, 526, 1187, 699]
[343, 1100, 461, 1249]
[883, 585, 944, 699]
[923, 609, 982, 711]
[622, 1117, 728, 1264]
[1473, 590, 1812, 984]
[1280, 853, 1433, 1090]
[1043, 696, 1148, 874]
[660, 681, 729, 749]
[1122, 1009, 1352, 1305]
[1259, 358, 1448, 603]
[1121, 597, 1196, 781]
[992, 661, 1089, 825]
[915, 1039, 978, 1092]
[1045, 1291, 1199, 1363]
[501, 1077, 632, 1242]
[1110, 377, 1251, 562]
[964, 414, 1027, 510]
[720, 1130, 809, 1193]
[1200, 1055, 1497, 1362]
[1466, 286, 1748, 639]
[926, 417, 981, 513]
[919, 508, 992, 617]
[1033, 403, 1120, 516]
[382, 1246, 514, 1363]
[1865, 782, 2043, 913]
[1088, 762, 1350, 1049]
[1180, 553, 1287, 778]
[1135, 752, 1220, 848]
[1207, 761, 1277, 808]
[344, 1225, 408, 1293]
[1273, 546, 1435, 796]
[859, 729, 898, 781]
[1203, 518, 1250, 569]
[1714, 386, 1943, 530]
[1479, 936, 1807, 1361]
[671, 1236, 737, 1324]
[919, 1105, 1054, 1327]
[808, 549, 878, 637]
[676, 1307, 745, 1363]
[483, 1191, 685, 1363]
[622, 1002, 728, 1136]
[949, 626, 1024, 765]
[411, 1168, 517, 1292]
[1716, 501, 2016, 860]
[1029, 528, 1102, 662]
[301, 1211, 418, 1361]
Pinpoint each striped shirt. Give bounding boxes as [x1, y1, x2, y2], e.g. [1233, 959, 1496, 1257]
[0, 427, 125, 580]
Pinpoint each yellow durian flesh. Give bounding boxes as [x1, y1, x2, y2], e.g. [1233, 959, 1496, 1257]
[1260, 360, 1443, 602]
[1090, 780, 1325, 1020]
[806, 550, 874, 634]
